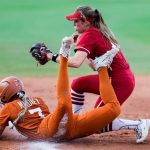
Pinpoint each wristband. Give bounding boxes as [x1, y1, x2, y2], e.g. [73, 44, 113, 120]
[52, 53, 59, 62]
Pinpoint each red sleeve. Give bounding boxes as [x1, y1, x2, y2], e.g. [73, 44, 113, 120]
[75, 32, 96, 55]
[0, 105, 10, 128]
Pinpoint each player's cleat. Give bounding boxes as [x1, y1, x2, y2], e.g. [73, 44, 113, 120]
[92, 44, 119, 71]
[135, 119, 150, 143]
[59, 36, 73, 58]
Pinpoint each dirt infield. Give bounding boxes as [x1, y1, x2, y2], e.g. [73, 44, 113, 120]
[0, 75, 150, 150]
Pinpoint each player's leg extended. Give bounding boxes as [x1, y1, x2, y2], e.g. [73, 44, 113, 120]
[38, 56, 73, 138]
[57, 56, 70, 103]
[99, 68, 119, 106]
[69, 46, 121, 139]
[69, 67, 120, 139]
[52, 56, 73, 137]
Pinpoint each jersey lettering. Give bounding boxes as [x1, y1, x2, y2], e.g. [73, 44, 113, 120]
[17, 98, 40, 109]
[28, 107, 44, 119]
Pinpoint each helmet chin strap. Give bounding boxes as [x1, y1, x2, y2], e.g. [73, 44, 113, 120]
[0, 99, 4, 105]
[9, 92, 28, 129]
[17, 92, 25, 98]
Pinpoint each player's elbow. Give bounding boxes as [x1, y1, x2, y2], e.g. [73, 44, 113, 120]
[72, 62, 82, 68]
[107, 101, 121, 118]
[68, 60, 83, 68]
[68, 51, 87, 68]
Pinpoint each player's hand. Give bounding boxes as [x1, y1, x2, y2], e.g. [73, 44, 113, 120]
[72, 33, 80, 45]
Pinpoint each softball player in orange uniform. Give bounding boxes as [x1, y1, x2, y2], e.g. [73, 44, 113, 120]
[0, 44, 121, 141]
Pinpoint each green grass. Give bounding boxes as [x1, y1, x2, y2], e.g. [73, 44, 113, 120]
[0, 0, 150, 77]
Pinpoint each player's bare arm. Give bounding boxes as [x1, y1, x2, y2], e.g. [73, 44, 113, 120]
[30, 41, 88, 68]
[55, 51, 87, 68]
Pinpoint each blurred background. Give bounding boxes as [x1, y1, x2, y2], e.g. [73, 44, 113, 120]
[0, 0, 150, 77]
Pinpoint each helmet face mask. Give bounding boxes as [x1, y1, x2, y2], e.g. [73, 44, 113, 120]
[0, 76, 24, 104]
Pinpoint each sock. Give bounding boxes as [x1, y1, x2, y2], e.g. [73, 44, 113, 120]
[71, 88, 84, 114]
[101, 122, 113, 133]
[112, 118, 141, 130]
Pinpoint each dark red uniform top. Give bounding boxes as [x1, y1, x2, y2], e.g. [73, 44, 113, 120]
[75, 26, 131, 77]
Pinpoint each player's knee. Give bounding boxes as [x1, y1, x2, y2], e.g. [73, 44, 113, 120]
[58, 95, 72, 107]
[113, 101, 121, 117]
[71, 77, 86, 94]
[71, 78, 81, 92]
[109, 101, 121, 118]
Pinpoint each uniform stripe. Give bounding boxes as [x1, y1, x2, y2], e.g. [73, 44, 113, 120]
[71, 93, 84, 98]
[71, 96, 84, 101]
[72, 99, 84, 103]
[75, 46, 90, 54]
[97, 100, 103, 108]
[72, 101, 84, 105]
[105, 126, 107, 132]
[109, 122, 112, 131]
[71, 89, 84, 96]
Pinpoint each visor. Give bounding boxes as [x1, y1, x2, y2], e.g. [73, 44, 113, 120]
[66, 11, 95, 22]
[66, 11, 85, 21]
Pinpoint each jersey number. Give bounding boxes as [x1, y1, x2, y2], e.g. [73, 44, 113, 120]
[28, 107, 44, 118]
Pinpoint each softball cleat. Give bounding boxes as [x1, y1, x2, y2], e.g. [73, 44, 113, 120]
[92, 44, 119, 71]
[135, 119, 150, 143]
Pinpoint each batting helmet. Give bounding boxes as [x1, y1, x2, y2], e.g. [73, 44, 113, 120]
[0, 76, 24, 104]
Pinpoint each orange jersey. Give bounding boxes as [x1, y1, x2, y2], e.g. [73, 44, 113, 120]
[0, 97, 50, 139]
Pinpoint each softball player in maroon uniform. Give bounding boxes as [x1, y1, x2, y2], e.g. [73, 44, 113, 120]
[65, 6, 137, 134]
[65, 6, 134, 113]
[45, 6, 150, 143]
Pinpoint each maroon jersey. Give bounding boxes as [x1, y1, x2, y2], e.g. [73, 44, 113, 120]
[75, 26, 130, 77]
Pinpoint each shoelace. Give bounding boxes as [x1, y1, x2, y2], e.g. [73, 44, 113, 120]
[134, 126, 142, 139]
[107, 56, 113, 68]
